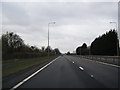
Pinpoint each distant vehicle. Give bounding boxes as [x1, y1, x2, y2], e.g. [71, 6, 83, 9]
[61, 54, 65, 56]
[61, 54, 63, 56]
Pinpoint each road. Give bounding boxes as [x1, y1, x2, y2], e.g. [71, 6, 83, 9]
[11, 55, 119, 88]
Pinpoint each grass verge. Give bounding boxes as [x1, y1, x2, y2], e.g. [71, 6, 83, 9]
[2, 55, 58, 77]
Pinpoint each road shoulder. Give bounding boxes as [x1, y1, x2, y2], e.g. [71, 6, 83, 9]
[2, 56, 58, 89]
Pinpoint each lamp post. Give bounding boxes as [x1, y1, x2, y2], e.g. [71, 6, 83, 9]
[48, 22, 56, 57]
[110, 22, 119, 56]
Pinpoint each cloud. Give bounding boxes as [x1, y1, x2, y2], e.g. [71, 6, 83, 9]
[0, 3, 2, 36]
[2, 2, 30, 26]
[1, 2, 118, 53]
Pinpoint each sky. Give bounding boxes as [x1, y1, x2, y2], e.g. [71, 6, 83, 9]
[0, 0, 119, 53]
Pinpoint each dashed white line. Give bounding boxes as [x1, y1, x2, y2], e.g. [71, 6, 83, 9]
[10, 56, 60, 90]
[90, 75, 94, 78]
[79, 66, 84, 71]
[72, 61, 74, 64]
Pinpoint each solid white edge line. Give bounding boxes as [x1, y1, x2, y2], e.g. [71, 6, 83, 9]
[80, 57, 120, 68]
[10, 56, 60, 90]
[94, 60, 120, 68]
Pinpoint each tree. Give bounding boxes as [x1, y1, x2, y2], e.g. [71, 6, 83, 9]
[91, 30, 118, 56]
[41, 46, 45, 52]
[2, 31, 61, 60]
[76, 47, 81, 55]
[31, 46, 40, 53]
[81, 43, 87, 48]
[66, 52, 70, 55]
[54, 48, 61, 55]
[81, 43, 88, 55]
[45, 46, 56, 55]
[2, 32, 24, 59]
[45, 46, 52, 53]
[76, 43, 88, 55]
[2, 32, 24, 52]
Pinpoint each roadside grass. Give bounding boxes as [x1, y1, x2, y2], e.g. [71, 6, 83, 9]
[2, 55, 58, 77]
[2, 58, 23, 63]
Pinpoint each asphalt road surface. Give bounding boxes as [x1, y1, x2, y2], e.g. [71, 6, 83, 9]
[11, 55, 119, 88]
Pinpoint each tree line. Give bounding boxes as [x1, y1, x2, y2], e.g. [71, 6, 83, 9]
[1, 32, 61, 60]
[76, 43, 89, 55]
[76, 29, 120, 56]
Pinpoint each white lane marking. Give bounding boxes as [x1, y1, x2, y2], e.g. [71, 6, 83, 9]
[90, 75, 94, 78]
[10, 56, 60, 90]
[79, 66, 84, 71]
[95, 60, 120, 68]
[72, 61, 74, 64]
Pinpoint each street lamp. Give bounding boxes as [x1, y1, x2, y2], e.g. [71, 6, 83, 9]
[48, 22, 56, 57]
[110, 22, 119, 56]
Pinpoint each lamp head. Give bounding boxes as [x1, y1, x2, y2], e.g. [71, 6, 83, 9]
[49, 22, 56, 24]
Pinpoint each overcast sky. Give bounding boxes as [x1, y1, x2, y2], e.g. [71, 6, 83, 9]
[1, 1, 118, 53]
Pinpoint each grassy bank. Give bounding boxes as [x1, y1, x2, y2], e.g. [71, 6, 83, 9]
[2, 55, 58, 77]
